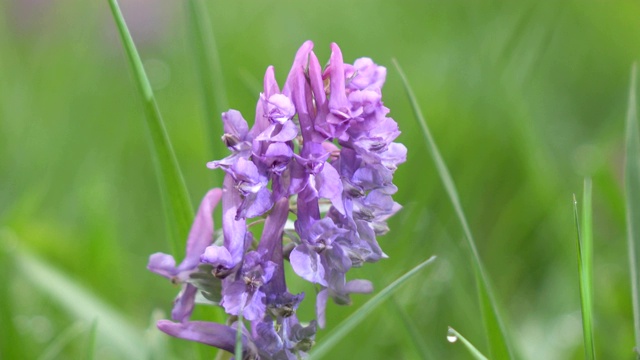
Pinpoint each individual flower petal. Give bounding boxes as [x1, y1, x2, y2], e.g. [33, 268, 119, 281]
[315, 162, 345, 214]
[290, 243, 327, 286]
[171, 283, 198, 322]
[157, 320, 257, 356]
[147, 252, 177, 279]
[316, 289, 329, 329]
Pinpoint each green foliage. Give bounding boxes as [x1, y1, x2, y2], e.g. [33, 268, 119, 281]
[3, 1, 640, 358]
[626, 64, 640, 357]
[447, 327, 489, 360]
[107, 0, 194, 257]
[574, 179, 595, 360]
[394, 59, 512, 359]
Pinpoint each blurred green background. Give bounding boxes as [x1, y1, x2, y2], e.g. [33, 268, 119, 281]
[2, 0, 639, 359]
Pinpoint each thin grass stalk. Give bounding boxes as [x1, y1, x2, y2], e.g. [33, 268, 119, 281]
[184, 0, 228, 168]
[390, 297, 433, 359]
[392, 59, 513, 359]
[574, 185, 595, 360]
[447, 327, 489, 360]
[309, 256, 436, 359]
[107, 0, 194, 258]
[625, 63, 640, 357]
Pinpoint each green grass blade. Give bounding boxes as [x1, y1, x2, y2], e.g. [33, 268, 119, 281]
[393, 59, 513, 359]
[107, 0, 194, 257]
[309, 256, 436, 359]
[447, 327, 489, 360]
[390, 297, 434, 359]
[3, 236, 150, 359]
[625, 63, 640, 357]
[184, 0, 228, 164]
[235, 312, 243, 360]
[574, 179, 595, 360]
[86, 319, 98, 360]
[38, 322, 87, 360]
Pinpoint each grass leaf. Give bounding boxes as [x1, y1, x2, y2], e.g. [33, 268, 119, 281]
[625, 63, 640, 356]
[107, 0, 194, 257]
[574, 180, 595, 360]
[309, 256, 436, 359]
[393, 59, 513, 359]
[390, 297, 434, 359]
[4, 236, 151, 359]
[184, 0, 228, 167]
[447, 327, 489, 360]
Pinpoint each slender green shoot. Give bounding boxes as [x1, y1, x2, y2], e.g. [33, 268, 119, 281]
[7, 237, 149, 359]
[573, 182, 595, 360]
[625, 63, 640, 356]
[235, 312, 243, 360]
[447, 327, 489, 360]
[107, 0, 193, 257]
[86, 319, 98, 360]
[38, 322, 87, 360]
[309, 256, 436, 359]
[393, 59, 513, 359]
[184, 0, 228, 164]
[390, 297, 433, 359]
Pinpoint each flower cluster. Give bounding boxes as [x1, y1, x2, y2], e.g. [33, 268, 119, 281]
[148, 41, 406, 359]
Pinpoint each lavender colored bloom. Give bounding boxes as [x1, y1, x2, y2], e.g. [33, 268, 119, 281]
[150, 41, 405, 357]
[148, 188, 222, 322]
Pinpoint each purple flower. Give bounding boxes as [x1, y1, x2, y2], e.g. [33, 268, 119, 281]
[150, 40, 406, 357]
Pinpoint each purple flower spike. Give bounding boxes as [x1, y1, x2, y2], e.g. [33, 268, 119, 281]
[151, 41, 406, 357]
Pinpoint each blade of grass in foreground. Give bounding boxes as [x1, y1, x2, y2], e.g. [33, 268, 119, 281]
[107, 0, 193, 258]
[393, 59, 513, 359]
[625, 63, 640, 356]
[389, 297, 434, 359]
[447, 327, 489, 360]
[573, 181, 595, 360]
[309, 256, 436, 359]
[2, 232, 150, 359]
[184, 0, 228, 165]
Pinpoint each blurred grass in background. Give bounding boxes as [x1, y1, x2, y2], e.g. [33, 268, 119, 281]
[1, 0, 639, 359]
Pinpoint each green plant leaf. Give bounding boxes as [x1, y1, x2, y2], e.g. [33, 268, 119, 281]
[184, 0, 228, 169]
[4, 236, 151, 359]
[574, 179, 596, 360]
[390, 297, 434, 359]
[393, 59, 513, 359]
[107, 0, 193, 258]
[625, 63, 640, 357]
[309, 256, 436, 359]
[447, 327, 489, 360]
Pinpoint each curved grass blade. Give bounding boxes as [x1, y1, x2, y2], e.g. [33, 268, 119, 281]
[184, 0, 228, 166]
[38, 322, 87, 360]
[573, 180, 595, 360]
[107, 0, 193, 257]
[390, 297, 434, 359]
[393, 59, 513, 359]
[3, 234, 150, 359]
[447, 327, 489, 360]
[309, 256, 436, 359]
[625, 63, 640, 357]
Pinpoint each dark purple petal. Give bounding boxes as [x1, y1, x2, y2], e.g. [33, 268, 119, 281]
[222, 174, 247, 266]
[316, 162, 345, 214]
[242, 186, 273, 219]
[157, 320, 255, 355]
[147, 252, 177, 279]
[222, 110, 249, 141]
[290, 243, 327, 286]
[177, 188, 223, 273]
[171, 283, 198, 322]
